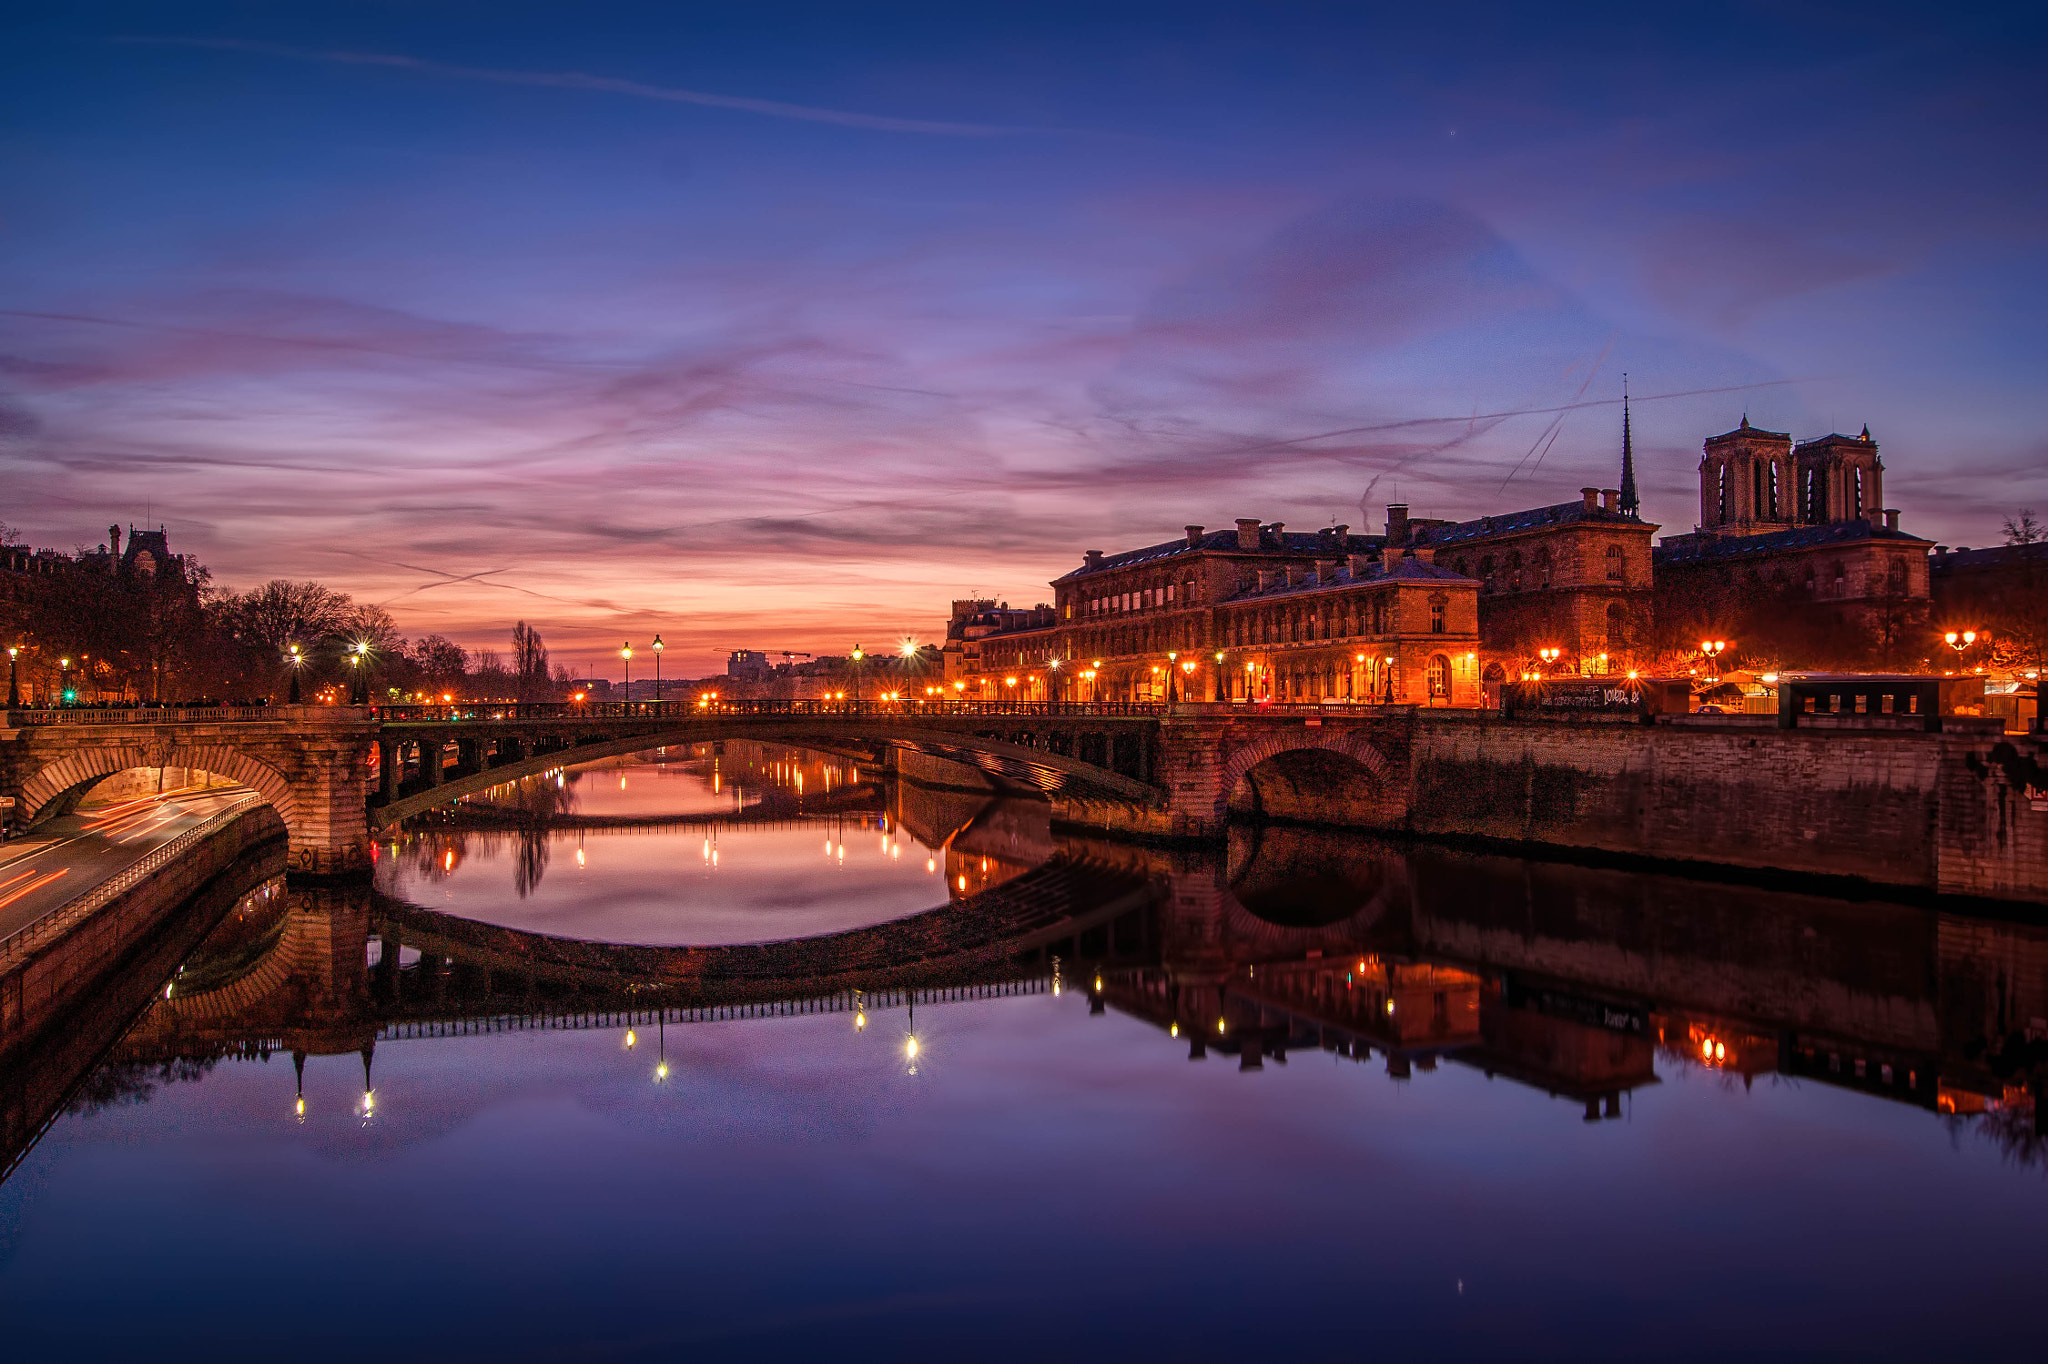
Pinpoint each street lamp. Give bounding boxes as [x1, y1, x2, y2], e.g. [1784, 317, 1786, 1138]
[620, 641, 632, 706]
[6, 645, 18, 709]
[1538, 647, 1561, 677]
[59, 656, 72, 706]
[1166, 650, 1178, 703]
[1944, 629, 1977, 665]
[850, 646, 865, 701]
[286, 642, 303, 703]
[651, 634, 663, 702]
[1698, 638, 1727, 683]
[348, 641, 371, 705]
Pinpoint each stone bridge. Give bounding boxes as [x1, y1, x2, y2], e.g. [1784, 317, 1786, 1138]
[2, 699, 2044, 902]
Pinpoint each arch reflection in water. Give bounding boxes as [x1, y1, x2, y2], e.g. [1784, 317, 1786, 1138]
[6, 820, 2028, 1182]
[375, 741, 1053, 945]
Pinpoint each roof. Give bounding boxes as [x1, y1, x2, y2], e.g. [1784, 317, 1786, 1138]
[1404, 500, 1654, 551]
[1707, 417, 1790, 443]
[1929, 541, 2048, 574]
[1224, 555, 1472, 605]
[1653, 518, 1931, 567]
[1055, 526, 1383, 582]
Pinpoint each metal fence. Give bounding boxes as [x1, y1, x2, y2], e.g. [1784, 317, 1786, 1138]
[4, 705, 281, 726]
[373, 699, 1168, 722]
[0, 793, 265, 966]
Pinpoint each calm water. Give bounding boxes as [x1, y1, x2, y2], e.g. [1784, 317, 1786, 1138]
[2, 743, 2044, 1361]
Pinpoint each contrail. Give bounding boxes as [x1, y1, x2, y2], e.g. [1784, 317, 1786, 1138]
[117, 35, 1055, 137]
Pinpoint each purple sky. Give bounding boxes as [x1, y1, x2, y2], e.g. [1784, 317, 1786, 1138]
[3, 4, 2044, 676]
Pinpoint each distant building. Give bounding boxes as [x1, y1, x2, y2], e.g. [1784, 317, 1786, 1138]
[1653, 421, 1933, 668]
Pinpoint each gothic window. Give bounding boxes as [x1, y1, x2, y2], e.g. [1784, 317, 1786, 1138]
[1606, 603, 1625, 647]
[1427, 654, 1450, 698]
[1535, 547, 1553, 588]
[1829, 559, 1846, 596]
[1803, 566, 1817, 595]
[1753, 460, 1765, 518]
[1507, 551, 1524, 591]
[1886, 558, 1907, 595]
[1768, 463, 1782, 520]
[1717, 463, 1729, 524]
[1478, 555, 1496, 591]
[1854, 468, 1866, 520]
[1429, 594, 1447, 634]
[1604, 544, 1625, 582]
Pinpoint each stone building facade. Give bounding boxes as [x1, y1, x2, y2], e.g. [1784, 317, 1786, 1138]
[974, 519, 1483, 706]
[1653, 421, 1933, 667]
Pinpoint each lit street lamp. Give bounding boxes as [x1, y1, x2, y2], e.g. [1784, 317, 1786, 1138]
[286, 642, 303, 703]
[620, 641, 633, 706]
[651, 634, 663, 701]
[1698, 638, 1727, 683]
[1944, 629, 1978, 666]
[6, 645, 18, 709]
[850, 645, 865, 701]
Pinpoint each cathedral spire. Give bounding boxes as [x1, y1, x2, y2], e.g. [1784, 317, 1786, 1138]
[1618, 375, 1640, 520]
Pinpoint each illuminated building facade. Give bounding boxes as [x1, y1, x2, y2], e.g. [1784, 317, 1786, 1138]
[975, 519, 1484, 705]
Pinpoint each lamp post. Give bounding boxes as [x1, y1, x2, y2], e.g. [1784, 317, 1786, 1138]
[850, 646, 865, 702]
[1166, 651, 1179, 703]
[651, 635, 663, 702]
[349, 641, 371, 705]
[286, 643, 302, 703]
[1538, 647, 1561, 678]
[6, 646, 18, 709]
[1698, 638, 1727, 683]
[1944, 629, 1977, 669]
[620, 641, 632, 707]
[59, 656, 71, 706]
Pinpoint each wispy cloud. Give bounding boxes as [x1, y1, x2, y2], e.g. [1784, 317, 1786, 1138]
[116, 35, 1057, 138]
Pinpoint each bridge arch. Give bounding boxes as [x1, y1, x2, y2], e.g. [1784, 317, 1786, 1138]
[1215, 729, 1405, 830]
[19, 741, 301, 832]
[371, 720, 1165, 830]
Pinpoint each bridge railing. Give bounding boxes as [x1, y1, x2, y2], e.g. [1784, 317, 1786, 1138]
[372, 699, 1168, 722]
[4, 705, 293, 727]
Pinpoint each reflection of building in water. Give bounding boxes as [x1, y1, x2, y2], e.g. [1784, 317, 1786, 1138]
[27, 820, 2044, 1173]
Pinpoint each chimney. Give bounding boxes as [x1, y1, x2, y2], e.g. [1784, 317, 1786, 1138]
[1235, 518, 1261, 551]
[1315, 559, 1337, 584]
[1581, 487, 1600, 511]
[1934, 545, 1948, 558]
[1386, 504, 1410, 546]
[1332, 524, 1349, 541]
[1883, 508, 1900, 531]
[1286, 563, 1307, 587]
[1601, 488, 1619, 512]
[1379, 547, 1402, 573]
[1185, 524, 1204, 548]
[1084, 549, 1104, 570]
[1268, 522, 1284, 541]
[1413, 547, 1436, 565]
[109, 525, 122, 557]
[1257, 569, 1276, 591]
[1348, 553, 1371, 578]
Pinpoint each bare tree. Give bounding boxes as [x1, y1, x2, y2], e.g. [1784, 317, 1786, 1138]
[232, 580, 353, 652]
[512, 621, 549, 701]
[2004, 509, 2043, 545]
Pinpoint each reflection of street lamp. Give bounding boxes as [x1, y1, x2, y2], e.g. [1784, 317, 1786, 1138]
[651, 634, 663, 701]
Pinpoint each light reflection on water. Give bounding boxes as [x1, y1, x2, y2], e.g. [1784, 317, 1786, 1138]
[2, 755, 2046, 1359]
[373, 744, 1014, 945]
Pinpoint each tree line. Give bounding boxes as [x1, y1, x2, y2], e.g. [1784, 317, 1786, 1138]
[4, 550, 571, 705]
